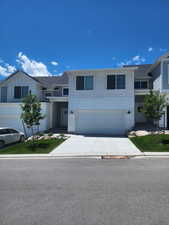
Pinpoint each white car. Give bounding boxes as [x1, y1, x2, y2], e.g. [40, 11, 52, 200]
[0, 128, 25, 148]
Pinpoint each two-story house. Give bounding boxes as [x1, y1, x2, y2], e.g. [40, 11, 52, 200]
[0, 71, 69, 133]
[0, 52, 169, 135]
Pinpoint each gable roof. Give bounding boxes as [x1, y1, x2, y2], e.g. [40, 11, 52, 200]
[35, 72, 68, 88]
[123, 64, 152, 79]
[0, 70, 68, 88]
[147, 51, 169, 73]
[0, 70, 42, 86]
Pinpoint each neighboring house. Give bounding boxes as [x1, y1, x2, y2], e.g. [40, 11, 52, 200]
[0, 52, 169, 135]
[0, 71, 68, 133]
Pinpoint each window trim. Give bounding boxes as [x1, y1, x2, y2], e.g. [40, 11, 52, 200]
[107, 74, 126, 90]
[134, 80, 149, 89]
[14, 86, 29, 99]
[76, 75, 94, 90]
[62, 87, 69, 96]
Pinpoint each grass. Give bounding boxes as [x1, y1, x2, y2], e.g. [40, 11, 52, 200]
[130, 134, 169, 152]
[0, 138, 65, 154]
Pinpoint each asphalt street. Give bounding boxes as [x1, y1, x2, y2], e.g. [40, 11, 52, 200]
[0, 158, 169, 225]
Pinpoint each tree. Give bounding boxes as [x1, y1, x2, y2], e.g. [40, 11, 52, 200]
[142, 90, 168, 127]
[20, 92, 45, 142]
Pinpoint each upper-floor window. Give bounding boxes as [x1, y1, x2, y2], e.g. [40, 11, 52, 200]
[76, 76, 93, 90]
[134, 80, 148, 89]
[63, 88, 69, 96]
[107, 74, 125, 89]
[14, 86, 29, 99]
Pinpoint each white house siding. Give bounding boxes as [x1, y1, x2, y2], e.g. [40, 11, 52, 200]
[0, 102, 52, 135]
[159, 94, 169, 128]
[159, 108, 167, 128]
[67, 70, 135, 134]
[152, 63, 161, 91]
[0, 71, 42, 102]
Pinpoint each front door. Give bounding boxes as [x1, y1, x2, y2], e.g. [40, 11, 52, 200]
[1, 87, 7, 102]
[60, 108, 68, 128]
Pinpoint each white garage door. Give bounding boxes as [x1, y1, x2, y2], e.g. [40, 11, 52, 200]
[76, 110, 125, 135]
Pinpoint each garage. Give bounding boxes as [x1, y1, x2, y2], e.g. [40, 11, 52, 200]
[76, 110, 126, 135]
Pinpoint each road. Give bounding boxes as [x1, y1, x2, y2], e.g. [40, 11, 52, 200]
[0, 158, 169, 225]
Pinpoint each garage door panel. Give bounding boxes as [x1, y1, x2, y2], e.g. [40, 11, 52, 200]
[76, 110, 125, 135]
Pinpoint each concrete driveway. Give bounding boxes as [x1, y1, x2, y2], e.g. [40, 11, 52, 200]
[50, 135, 142, 156]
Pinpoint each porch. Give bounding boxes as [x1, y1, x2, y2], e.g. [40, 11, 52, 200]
[135, 95, 168, 129]
[51, 102, 68, 130]
[135, 95, 147, 124]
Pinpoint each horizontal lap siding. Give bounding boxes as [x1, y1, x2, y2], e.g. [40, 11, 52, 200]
[0, 103, 51, 134]
[68, 70, 135, 133]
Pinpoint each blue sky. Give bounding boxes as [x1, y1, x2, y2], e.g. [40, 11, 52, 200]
[0, 0, 169, 79]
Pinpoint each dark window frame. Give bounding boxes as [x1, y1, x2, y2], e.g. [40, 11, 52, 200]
[14, 86, 29, 99]
[76, 76, 93, 90]
[63, 88, 69, 96]
[107, 74, 126, 89]
[134, 80, 148, 89]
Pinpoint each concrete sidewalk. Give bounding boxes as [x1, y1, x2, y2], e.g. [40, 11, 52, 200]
[144, 152, 169, 156]
[1, 152, 169, 159]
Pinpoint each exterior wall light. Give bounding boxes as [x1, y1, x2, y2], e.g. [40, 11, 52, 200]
[127, 111, 131, 114]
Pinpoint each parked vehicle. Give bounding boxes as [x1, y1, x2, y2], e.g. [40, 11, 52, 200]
[0, 128, 25, 148]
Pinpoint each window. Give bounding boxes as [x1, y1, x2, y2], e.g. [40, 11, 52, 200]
[14, 86, 29, 99]
[0, 129, 9, 135]
[134, 80, 148, 89]
[7, 129, 19, 134]
[63, 88, 69, 96]
[45, 92, 52, 97]
[107, 75, 125, 89]
[76, 76, 93, 90]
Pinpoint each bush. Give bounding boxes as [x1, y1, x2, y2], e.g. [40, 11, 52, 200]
[37, 132, 44, 137]
[59, 133, 65, 138]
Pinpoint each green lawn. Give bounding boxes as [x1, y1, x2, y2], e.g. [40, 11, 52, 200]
[130, 134, 169, 152]
[0, 138, 65, 154]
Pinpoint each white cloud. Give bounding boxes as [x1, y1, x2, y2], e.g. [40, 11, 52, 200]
[0, 65, 9, 76]
[148, 47, 153, 52]
[132, 55, 145, 64]
[65, 65, 71, 69]
[16, 52, 51, 77]
[117, 55, 146, 67]
[6, 65, 16, 73]
[51, 61, 59, 66]
[160, 48, 167, 52]
[0, 64, 16, 77]
[57, 72, 63, 76]
[117, 60, 132, 67]
[0, 58, 16, 77]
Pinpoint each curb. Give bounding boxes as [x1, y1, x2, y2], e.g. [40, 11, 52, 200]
[143, 152, 169, 157]
[1, 153, 169, 159]
[0, 154, 143, 159]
